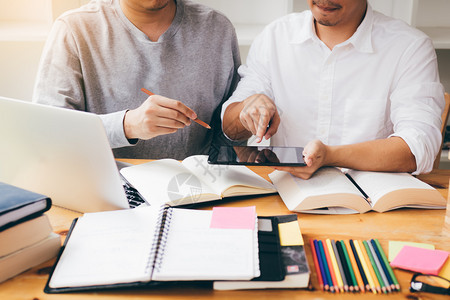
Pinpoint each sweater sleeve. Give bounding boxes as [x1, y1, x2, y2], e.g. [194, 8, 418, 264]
[32, 19, 135, 149]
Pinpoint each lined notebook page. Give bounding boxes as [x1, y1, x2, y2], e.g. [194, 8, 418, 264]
[153, 208, 258, 281]
[49, 207, 158, 288]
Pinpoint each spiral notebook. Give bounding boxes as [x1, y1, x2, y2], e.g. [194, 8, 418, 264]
[44, 206, 259, 293]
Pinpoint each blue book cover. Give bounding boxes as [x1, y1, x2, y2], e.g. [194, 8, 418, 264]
[0, 182, 52, 231]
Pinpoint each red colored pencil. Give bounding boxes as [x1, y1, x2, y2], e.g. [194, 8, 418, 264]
[322, 239, 339, 293]
[310, 239, 324, 290]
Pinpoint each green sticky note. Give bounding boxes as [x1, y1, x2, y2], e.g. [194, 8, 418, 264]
[278, 221, 304, 246]
[388, 241, 435, 262]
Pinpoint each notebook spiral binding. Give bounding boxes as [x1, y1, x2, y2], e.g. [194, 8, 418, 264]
[146, 205, 173, 278]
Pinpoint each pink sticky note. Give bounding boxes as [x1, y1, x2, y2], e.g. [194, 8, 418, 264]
[390, 246, 449, 275]
[210, 206, 256, 229]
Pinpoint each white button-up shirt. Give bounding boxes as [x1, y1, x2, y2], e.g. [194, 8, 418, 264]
[222, 5, 444, 174]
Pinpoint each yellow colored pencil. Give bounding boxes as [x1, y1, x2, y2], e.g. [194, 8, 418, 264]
[358, 240, 382, 294]
[343, 240, 365, 292]
[354, 239, 377, 294]
[326, 239, 344, 292]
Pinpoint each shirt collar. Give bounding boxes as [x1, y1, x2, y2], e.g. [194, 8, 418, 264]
[289, 11, 315, 45]
[345, 3, 374, 53]
[291, 3, 374, 53]
[114, 0, 184, 43]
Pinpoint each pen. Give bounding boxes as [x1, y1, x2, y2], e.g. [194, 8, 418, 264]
[140, 88, 211, 129]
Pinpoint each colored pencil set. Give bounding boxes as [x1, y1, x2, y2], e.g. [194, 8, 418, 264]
[310, 239, 400, 294]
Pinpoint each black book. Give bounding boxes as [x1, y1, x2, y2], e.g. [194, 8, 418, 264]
[252, 216, 285, 281]
[0, 182, 52, 232]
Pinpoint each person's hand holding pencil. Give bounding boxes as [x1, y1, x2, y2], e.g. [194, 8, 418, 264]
[123, 88, 210, 141]
[141, 88, 211, 130]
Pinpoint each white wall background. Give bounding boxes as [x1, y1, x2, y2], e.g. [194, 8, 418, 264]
[0, 0, 449, 108]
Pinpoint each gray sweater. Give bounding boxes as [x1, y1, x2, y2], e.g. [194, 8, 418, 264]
[33, 0, 240, 160]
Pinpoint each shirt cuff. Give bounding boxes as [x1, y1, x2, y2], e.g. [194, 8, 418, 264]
[99, 110, 138, 149]
[220, 98, 246, 142]
[389, 122, 441, 175]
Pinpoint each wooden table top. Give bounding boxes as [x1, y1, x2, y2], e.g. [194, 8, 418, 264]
[0, 162, 449, 300]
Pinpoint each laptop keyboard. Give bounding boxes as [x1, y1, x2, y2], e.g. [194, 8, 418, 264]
[122, 183, 147, 208]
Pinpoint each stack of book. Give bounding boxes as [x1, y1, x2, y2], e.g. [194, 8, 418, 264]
[0, 182, 61, 283]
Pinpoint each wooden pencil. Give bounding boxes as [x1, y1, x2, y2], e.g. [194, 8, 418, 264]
[318, 240, 334, 293]
[336, 240, 355, 292]
[363, 240, 387, 293]
[349, 240, 369, 292]
[326, 239, 344, 292]
[373, 239, 400, 291]
[331, 240, 349, 292]
[140, 88, 211, 129]
[310, 239, 324, 291]
[353, 239, 376, 294]
[367, 240, 391, 293]
[370, 239, 395, 291]
[344, 240, 364, 292]
[322, 240, 339, 292]
[339, 240, 359, 292]
[359, 240, 382, 293]
[314, 240, 329, 291]
[355, 240, 377, 294]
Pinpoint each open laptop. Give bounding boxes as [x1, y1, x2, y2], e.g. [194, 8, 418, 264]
[0, 96, 148, 213]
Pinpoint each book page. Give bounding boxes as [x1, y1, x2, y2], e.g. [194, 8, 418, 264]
[153, 208, 258, 281]
[181, 155, 275, 196]
[49, 206, 159, 288]
[286, 167, 363, 197]
[120, 159, 217, 206]
[346, 170, 434, 206]
[269, 168, 367, 212]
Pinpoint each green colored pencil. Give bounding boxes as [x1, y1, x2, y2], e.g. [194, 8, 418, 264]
[368, 240, 391, 293]
[374, 239, 400, 291]
[363, 240, 386, 293]
[339, 240, 359, 292]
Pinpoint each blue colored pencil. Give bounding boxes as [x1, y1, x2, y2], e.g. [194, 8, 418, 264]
[373, 239, 400, 291]
[349, 239, 370, 291]
[314, 240, 328, 291]
[318, 240, 334, 293]
[367, 240, 391, 293]
[371, 239, 395, 291]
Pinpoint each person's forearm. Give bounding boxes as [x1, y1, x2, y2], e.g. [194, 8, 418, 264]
[222, 102, 252, 140]
[325, 137, 417, 173]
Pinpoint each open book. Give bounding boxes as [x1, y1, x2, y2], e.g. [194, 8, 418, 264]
[120, 155, 276, 206]
[269, 167, 446, 214]
[45, 205, 259, 293]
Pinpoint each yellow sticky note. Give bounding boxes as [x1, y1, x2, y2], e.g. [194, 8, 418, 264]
[388, 241, 435, 262]
[278, 221, 304, 246]
[439, 256, 450, 281]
